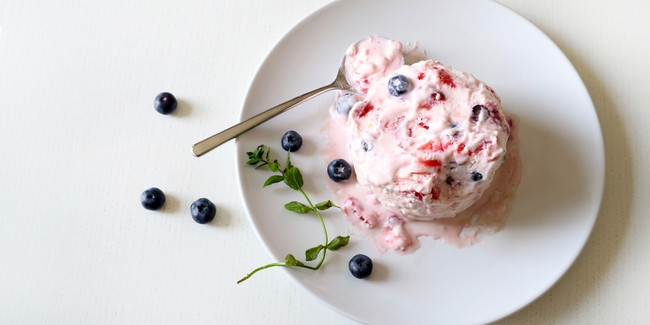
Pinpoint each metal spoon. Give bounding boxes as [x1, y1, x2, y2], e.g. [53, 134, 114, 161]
[192, 57, 356, 157]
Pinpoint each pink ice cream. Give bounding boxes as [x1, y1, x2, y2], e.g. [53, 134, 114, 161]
[323, 37, 521, 252]
[343, 37, 404, 94]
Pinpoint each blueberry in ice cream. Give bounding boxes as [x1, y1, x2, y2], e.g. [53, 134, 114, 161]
[387, 75, 410, 96]
[335, 93, 359, 115]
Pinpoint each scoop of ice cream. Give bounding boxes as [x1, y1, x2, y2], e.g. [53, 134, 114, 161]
[324, 36, 520, 252]
[346, 60, 510, 221]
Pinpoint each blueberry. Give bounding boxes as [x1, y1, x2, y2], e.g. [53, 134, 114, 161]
[327, 159, 352, 182]
[470, 172, 483, 182]
[360, 139, 373, 152]
[281, 130, 303, 152]
[445, 176, 455, 185]
[190, 198, 217, 224]
[450, 124, 462, 138]
[387, 75, 410, 96]
[336, 93, 358, 115]
[471, 105, 486, 122]
[154, 92, 178, 115]
[349, 254, 373, 279]
[141, 187, 166, 210]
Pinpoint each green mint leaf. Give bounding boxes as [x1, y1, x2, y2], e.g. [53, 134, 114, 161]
[315, 200, 338, 210]
[246, 147, 264, 165]
[284, 201, 313, 214]
[283, 167, 304, 190]
[305, 245, 324, 261]
[284, 254, 304, 267]
[268, 160, 280, 172]
[284, 254, 298, 266]
[326, 236, 350, 251]
[248, 145, 265, 161]
[263, 175, 284, 187]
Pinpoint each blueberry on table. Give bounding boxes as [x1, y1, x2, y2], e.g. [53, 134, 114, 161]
[154, 92, 178, 115]
[141, 187, 166, 210]
[327, 159, 352, 182]
[190, 198, 217, 224]
[387, 75, 410, 96]
[281, 130, 303, 152]
[349, 254, 373, 279]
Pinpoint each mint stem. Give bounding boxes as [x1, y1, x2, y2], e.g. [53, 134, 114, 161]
[299, 187, 329, 269]
[238, 145, 347, 284]
[237, 262, 287, 284]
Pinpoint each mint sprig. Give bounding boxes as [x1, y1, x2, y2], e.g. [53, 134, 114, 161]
[237, 145, 349, 284]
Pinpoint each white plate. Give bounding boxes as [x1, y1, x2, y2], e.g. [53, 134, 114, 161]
[235, 0, 604, 323]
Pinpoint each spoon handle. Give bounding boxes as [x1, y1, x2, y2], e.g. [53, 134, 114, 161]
[192, 83, 337, 157]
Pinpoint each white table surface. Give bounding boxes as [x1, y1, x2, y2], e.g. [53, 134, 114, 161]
[1, 0, 648, 324]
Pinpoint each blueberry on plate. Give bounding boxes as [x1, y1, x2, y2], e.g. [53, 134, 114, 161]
[281, 130, 303, 152]
[387, 75, 409, 96]
[141, 187, 166, 210]
[349, 254, 373, 279]
[154, 92, 178, 115]
[327, 159, 352, 182]
[190, 198, 217, 224]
